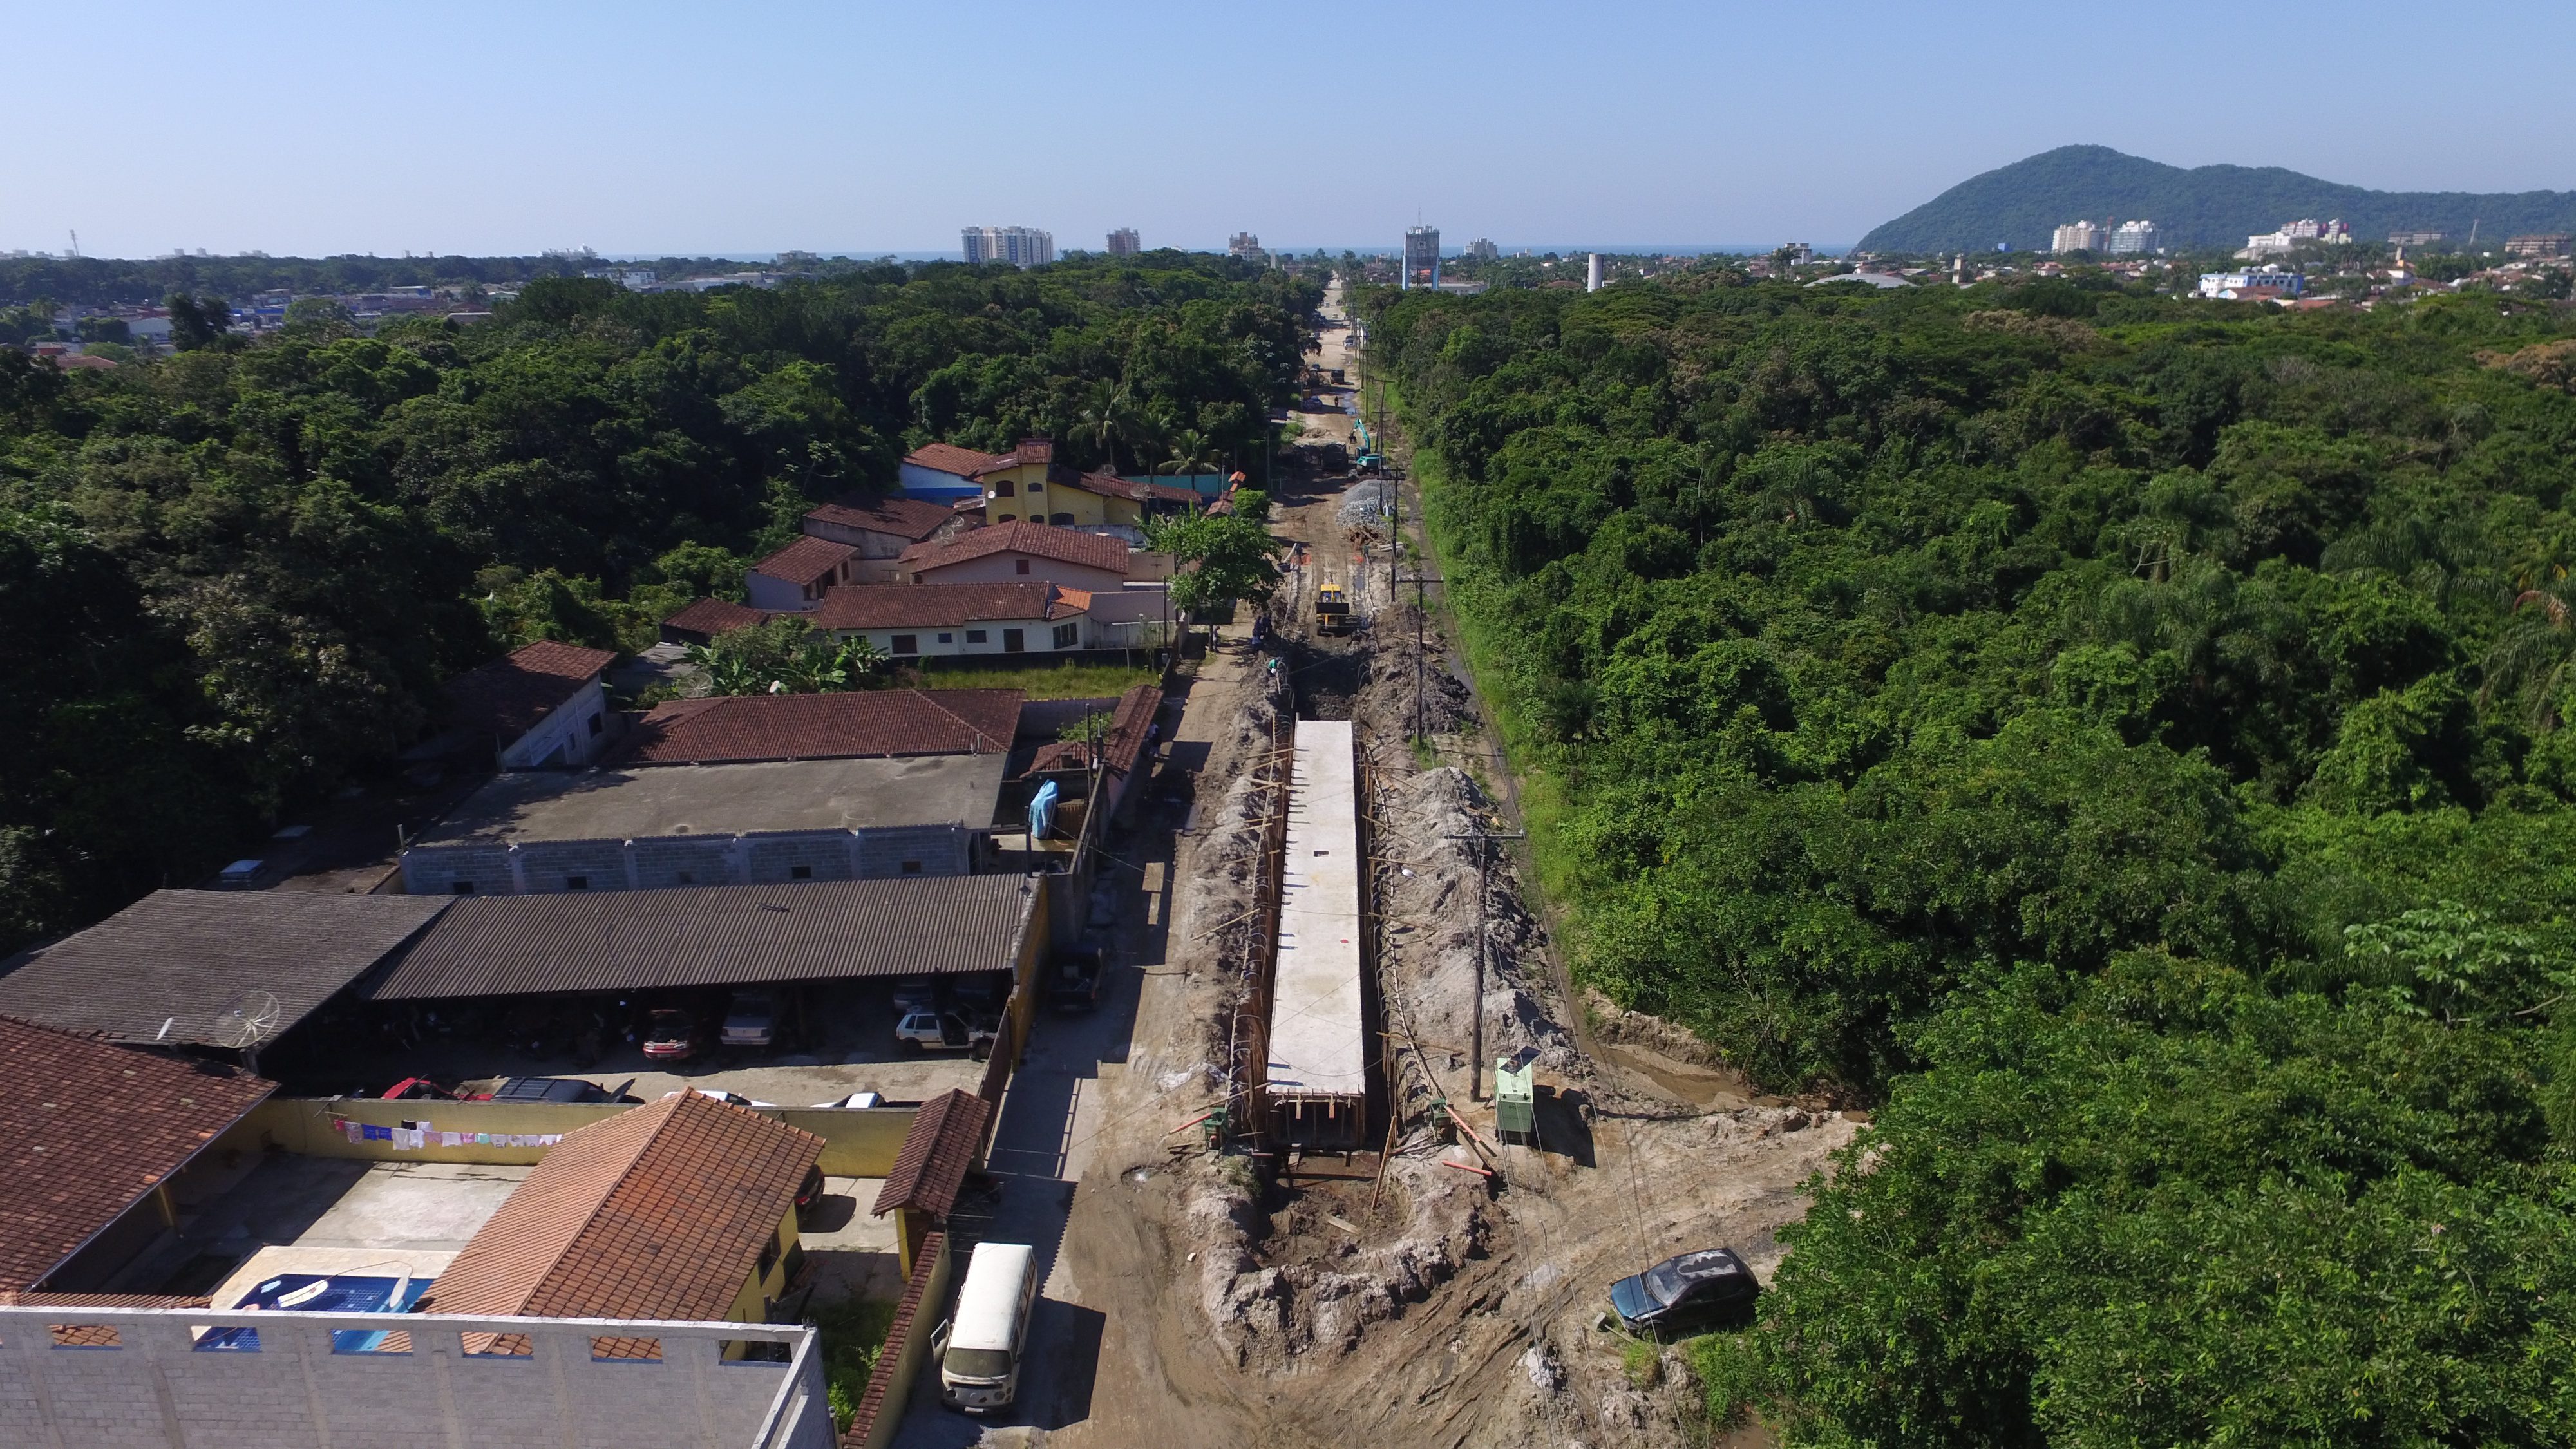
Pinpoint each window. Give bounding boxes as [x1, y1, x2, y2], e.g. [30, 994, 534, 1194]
[587, 713, 603, 736]
[1027, 481, 1043, 493]
[995, 513, 1015, 522]
[992, 480, 1014, 497]
[1014, 558, 1031, 575]
[965, 629, 988, 644]
[891, 634, 918, 655]
[1003, 628, 1025, 652]
[757, 1229, 782, 1279]
[790, 865, 813, 880]
[1050, 513, 1074, 525]
[901, 860, 924, 874]
[565, 875, 589, 891]
[451, 880, 475, 895]
[1053, 622, 1079, 649]
[937, 632, 954, 643]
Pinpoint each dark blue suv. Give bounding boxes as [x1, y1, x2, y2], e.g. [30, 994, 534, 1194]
[1609, 1248, 1760, 1337]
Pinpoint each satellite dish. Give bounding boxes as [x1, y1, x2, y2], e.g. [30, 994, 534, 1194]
[214, 990, 284, 1052]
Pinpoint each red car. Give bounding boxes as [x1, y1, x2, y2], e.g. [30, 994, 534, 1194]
[641, 1008, 705, 1063]
[380, 1077, 460, 1101]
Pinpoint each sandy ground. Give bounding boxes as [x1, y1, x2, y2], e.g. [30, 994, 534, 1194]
[895, 278, 1851, 1449]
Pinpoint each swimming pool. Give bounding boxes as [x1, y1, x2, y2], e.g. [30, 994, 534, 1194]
[196, 1273, 436, 1352]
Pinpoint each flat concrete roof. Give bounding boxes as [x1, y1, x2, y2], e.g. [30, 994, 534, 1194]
[415, 754, 1009, 844]
[190, 1158, 529, 1312]
[1268, 719, 1366, 1102]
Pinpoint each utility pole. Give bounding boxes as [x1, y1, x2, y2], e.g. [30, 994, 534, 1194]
[1446, 828, 1524, 1100]
[1397, 572, 1441, 741]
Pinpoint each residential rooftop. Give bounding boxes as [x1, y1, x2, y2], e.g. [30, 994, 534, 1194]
[804, 492, 959, 541]
[0, 1016, 278, 1291]
[750, 535, 858, 586]
[900, 520, 1132, 577]
[611, 689, 1022, 766]
[410, 752, 1010, 845]
[440, 641, 616, 741]
[812, 582, 1084, 631]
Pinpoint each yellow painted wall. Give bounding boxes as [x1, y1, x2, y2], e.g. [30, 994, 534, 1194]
[985, 468, 1142, 528]
[247, 1097, 917, 1173]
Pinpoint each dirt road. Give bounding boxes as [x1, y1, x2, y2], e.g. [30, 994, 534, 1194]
[893, 280, 1849, 1448]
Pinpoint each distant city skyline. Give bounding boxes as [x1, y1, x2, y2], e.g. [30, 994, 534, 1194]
[5, 0, 2564, 258]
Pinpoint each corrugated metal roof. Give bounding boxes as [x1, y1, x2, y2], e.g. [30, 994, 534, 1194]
[0, 891, 453, 1047]
[363, 875, 1040, 1001]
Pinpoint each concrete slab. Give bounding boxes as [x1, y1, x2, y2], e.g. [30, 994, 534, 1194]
[165, 1157, 526, 1308]
[1269, 719, 1365, 1103]
[414, 753, 1009, 844]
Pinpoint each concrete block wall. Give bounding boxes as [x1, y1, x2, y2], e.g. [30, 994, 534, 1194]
[630, 833, 741, 889]
[401, 826, 975, 895]
[516, 835, 633, 893]
[0, 1307, 828, 1449]
[744, 832, 857, 884]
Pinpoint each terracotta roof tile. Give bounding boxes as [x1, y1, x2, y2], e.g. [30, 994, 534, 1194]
[1067, 470, 1202, 506]
[0, 1017, 276, 1291]
[750, 535, 858, 587]
[871, 1090, 993, 1219]
[900, 522, 1132, 578]
[812, 582, 1067, 632]
[660, 597, 770, 639]
[442, 641, 617, 741]
[905, 443, 1010, 478]
[804, 493, 961, 542]
[422, 1092, 822, 1345]
[613, 689, 1023, 764]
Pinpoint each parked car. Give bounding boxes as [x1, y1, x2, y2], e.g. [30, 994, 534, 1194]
[933, 1242, 1039, 1414]
[473, 1076, 635, 1104]
[688, 1088, 778, 1108]
[1047, 948, 1103, 1012]
[721, 989, 777, 1048]
[949, 974, 1006, 1014]
[379, 1077, 460, 1101]
[810, 1090, 884, 1109]
[1608, 1248, 1760, 1338]
[896, 1010, 972, 1053]
[893, 977, 942, 1014]
[642, 1008, 706, 1063]
[794, 1164, 827, 1223]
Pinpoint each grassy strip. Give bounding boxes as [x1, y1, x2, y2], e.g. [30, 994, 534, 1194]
[808, 1294, 898, 1432]
[902, 661, 1162, 699]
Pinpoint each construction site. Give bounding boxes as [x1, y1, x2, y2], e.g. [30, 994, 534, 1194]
[941, 278, 1866, 1449]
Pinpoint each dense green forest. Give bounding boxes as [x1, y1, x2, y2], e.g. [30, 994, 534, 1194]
[0, 255, 1316, 951]
[1365, 272, 2576, 1444]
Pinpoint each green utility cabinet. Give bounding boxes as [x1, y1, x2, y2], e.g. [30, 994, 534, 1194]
[1495, 1057, 1535, 1141]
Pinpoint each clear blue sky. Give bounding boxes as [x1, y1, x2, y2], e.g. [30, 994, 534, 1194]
[9, 0, 2570, 259]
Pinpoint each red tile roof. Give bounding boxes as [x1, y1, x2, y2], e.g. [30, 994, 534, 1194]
[442, 641, 617, 741]
[871, 1090, 993, 1219]
[661, 596, 770, 639]
[422, 1092, 822, 1352]
[905, 443, 1010, 478]
[0, 1017, 276, 1291]
[750, 535, 858, 587]
[614, 689, 1023, 764]
[900, 521, 1133, 578]
[1068, 470, 1202, 506]
[1018, 684, 1160, 779]
[804, 493, 960, 542]
[813, 582, 1071, 632]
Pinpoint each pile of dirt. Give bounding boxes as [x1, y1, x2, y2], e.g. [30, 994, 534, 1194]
[1373, 766, 1577, 1108]
[1189, 1151, 1495, 1363]
[1351, 603, 1475, 744]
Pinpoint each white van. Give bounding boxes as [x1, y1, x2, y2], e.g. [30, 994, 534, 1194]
[933, 1242, 1038, 1414]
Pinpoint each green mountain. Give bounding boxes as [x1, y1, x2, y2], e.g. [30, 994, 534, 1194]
[1857, 144, 2576, 254]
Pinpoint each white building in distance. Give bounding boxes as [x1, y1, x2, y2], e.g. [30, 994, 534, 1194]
[2050, 220, 2107, 253]
[2241, 219, 2351, 258]
[1402, 225, 1440, 289]
[963, 226, 1054, 268]
[2107, 220, 2160, 254]
[1106, 228, 1139, 256]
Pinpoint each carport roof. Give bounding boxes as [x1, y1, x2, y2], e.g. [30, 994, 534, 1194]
[361, 874, 1041, 1001]
[0, 890, 452, 1048]
[871, 1089, 993, 1220]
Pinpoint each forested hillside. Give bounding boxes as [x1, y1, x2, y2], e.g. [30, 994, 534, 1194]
[0, 256, 1314, 950]
[1857, 143, 2576, 252]
[1365, 273, 2576, 1443]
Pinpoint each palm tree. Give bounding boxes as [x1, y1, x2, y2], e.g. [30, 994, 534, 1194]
[1077, 382, 1130, 474]
[1159, 428, 1221, 478]
[2483, 571, 2576, 729]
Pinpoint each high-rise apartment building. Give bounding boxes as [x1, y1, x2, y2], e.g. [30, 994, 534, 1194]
[2107, 220, 2160, 255]
[961, 226, 1055, 268]
[1466, 237, 1499, 261]
[2050, 220, 2107, 254]
[1107, 228, 1141, 256]
[1402, 225, 1440, 289]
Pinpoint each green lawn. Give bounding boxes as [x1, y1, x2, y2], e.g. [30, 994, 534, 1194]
[906, 660, 1161, 699]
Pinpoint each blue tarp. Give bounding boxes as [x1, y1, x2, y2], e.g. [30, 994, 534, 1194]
[1028, 779, 1059, 839]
